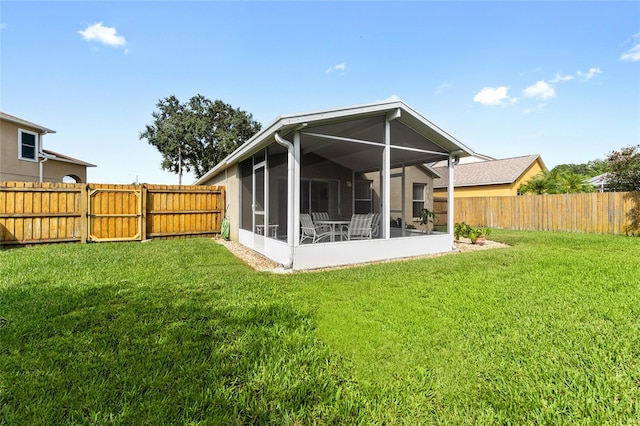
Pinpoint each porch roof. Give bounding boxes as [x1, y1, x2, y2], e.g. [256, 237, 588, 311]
[195, 100, 474, 184]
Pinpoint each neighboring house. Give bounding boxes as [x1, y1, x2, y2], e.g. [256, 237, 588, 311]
[0, 112, 96, 183]
[430, 152, 495, 168]
[364, 164, 441, 233]
[586, 173, 609, 192]
[195, 100, 474, 270]
[432, 154, 547, 198]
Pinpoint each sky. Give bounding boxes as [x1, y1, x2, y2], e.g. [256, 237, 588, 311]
[1, 1, 639, 185]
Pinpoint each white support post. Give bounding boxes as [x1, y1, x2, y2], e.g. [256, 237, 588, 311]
[401, 163, 406, 237]
[293, 131, 301, 246]
[383, 117, 391, 239]
[448, 155, 455, 236]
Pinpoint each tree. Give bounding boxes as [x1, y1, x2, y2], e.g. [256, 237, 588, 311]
[519, 171, 560, 194]
[520, 168, 597, 195]
[606, 145, 640, 192]
[551, 159, 609, 179]
[140, 95, 262, 183]
[556, 170, 596, 193]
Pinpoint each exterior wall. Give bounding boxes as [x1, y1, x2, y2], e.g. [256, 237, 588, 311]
[517, 159, 545, 191]
[0, 119, 40, 181]
[1, 117, 91, 183]
[201, 164, 239, 241]
[42, 160, 88, 183]
[366, 165, 434, 232]
[433, 159, 546, 199]
[434, 182, 515, 198]
[301, 153, 353, 218]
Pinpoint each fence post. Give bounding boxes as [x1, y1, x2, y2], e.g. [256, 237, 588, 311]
[81, 184, 89, 243]
[141, 184, 147, 241]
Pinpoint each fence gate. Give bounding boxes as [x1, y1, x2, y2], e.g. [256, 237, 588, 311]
[87, 187, 144, 242]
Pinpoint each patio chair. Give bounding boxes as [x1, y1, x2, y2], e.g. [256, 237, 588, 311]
[311, 211, 331, 233]
[300, 213, 332, 243]
[371, 212, 381, 237]
[341, 213, 373, 240]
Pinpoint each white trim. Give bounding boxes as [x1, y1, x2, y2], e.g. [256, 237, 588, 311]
[293, 131, 301, 246]
[301, 131, 384, 147]
[292, 234, 454, 270]
[1, 112, 55, 134]
[18, 128, 39, 162]
[41, 152, 96, 167]
[383, 115, 391, 239]
[447, 156, 455, 237]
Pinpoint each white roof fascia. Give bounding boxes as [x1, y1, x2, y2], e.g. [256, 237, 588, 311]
[422, 163, 441, 179]
[42, 152, 96, 167]
[0, 112, 56, 134]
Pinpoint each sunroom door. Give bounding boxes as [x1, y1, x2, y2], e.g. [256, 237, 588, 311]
[253, 162, 266, 235]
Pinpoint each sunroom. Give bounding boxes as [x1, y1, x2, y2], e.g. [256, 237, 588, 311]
[196, 100, 474, 270]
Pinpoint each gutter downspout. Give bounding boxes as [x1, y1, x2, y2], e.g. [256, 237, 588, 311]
[38, 130, 51, 183]
[39, 155, 48, 183]
[274, 132, 294, 269]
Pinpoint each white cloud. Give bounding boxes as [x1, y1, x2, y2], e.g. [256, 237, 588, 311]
[621, 33, 640, 62]
[435, 83, 452, 95]
[0, 23, 6, 30]
[473, 86, 514, 106]
[325, 63, 346, 74]
[523, 80, 556, 100]
[577, 67, 602, 81]
[550, 73, 574, 83]
[78, 22, 127, 48]
[523, 103, 547, 114]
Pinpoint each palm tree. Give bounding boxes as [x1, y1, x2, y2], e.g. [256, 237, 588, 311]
[519, 171, 560, 194]
[557, 171, 597, 193]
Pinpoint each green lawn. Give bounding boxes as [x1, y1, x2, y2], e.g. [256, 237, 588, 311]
[1, 231, 639, 424]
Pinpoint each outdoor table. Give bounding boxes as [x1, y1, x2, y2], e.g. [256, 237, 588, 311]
[315, 220, 350, 242]
[256, 224, 279, 238]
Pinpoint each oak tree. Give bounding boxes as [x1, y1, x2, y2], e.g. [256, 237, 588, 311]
[140, 95, 261, 183]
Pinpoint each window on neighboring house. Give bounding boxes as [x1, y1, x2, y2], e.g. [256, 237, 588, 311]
[18, 129, 38, 161]
[412, 183, 426, 218]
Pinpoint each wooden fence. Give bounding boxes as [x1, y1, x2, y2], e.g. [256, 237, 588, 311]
[453, 192, 640, 236]
[0, 182, 225, 245]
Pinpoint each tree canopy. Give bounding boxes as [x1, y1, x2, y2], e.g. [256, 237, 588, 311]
[551, 159, 609, 178]
[606, 145, 640, 192]
[519, 169, 596, 195]
[140, 95, 262, 182]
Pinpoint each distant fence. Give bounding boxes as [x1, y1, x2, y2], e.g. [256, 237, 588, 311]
[433, 197, 448, 228]
[454, 192, 640, 236]
[0, 182, 225, 245]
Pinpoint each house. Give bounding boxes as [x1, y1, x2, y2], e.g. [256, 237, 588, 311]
[364, 164, 442, 232]
[430, 152, 495, 168]
[195, 100, 474, 270]
[586, 173, 609, 192]
[0, 112, 96, 183]
[432, 154, 547, 198]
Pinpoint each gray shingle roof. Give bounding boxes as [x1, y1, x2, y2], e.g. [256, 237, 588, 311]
[433, 154, 544, 188]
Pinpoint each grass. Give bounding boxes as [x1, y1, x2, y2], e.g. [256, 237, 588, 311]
[1, 231, 639, 424]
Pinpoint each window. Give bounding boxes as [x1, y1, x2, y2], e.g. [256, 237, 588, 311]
[18, 129, 38, 161]
[412, 183, 426, 218]
[354, 180, 372, 214]
[300, 179, 340, 217]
